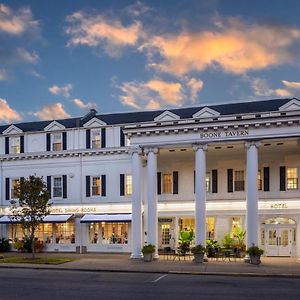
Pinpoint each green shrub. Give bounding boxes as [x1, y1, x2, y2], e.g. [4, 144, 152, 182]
[142, 244, 155, 254]
[222, 233, 234, 249]
[0, 238, 10, 252]
[191, 244, 206, 254]
[246, 245, 264, 256]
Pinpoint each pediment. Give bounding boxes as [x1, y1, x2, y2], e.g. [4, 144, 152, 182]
[154, 111, 180, 122]
[192, 107, 220, 119]
[44, 121, 66, 131]
[279, 98, 300, 111]
[2, 125, 23, 135]
[83, 117, 107, 128]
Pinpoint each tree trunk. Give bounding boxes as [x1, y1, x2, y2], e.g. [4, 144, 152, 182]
[30, 228, 35, 259]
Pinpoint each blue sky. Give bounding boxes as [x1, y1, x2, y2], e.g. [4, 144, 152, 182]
[1, 0, 300, 123]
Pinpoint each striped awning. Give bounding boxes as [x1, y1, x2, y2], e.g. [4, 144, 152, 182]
[0, 214, 72, 224]
[80, 214, 132, 223]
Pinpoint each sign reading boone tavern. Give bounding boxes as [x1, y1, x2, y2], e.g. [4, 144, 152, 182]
[199, 130, 249, 140]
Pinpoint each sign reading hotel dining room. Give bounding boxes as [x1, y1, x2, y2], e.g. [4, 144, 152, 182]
[199, 129, 249, 140]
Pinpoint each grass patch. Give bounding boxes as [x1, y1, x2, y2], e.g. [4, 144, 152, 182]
[0, 256, 75, 265]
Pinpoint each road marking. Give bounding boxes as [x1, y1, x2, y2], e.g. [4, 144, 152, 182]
[152, 274, 168, 283]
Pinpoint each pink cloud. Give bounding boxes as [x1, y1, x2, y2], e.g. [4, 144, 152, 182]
[0, 98, 22, 123]
[33, 103, 70, 120]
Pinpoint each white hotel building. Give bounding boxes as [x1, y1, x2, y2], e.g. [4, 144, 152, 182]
[0, 98, 300, 258]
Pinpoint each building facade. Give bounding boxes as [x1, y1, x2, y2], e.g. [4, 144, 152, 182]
[0, 98, 300, 258]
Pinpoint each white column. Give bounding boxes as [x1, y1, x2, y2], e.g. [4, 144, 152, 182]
[130, 148, 143, 259]
[245, 141, 260, 248]
[145, 147, 159, 258]
[193, 144, 207, 246]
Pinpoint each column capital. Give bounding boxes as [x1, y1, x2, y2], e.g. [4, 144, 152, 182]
[144, 147, 159, 155]
[129, 147, 143, 156]
[193, 143, 208, 152]
[245, 141, 261, 149]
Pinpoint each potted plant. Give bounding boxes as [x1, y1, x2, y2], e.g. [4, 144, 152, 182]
[191, 244, 206, 263]
[142, 244, 155, 262]
[13, 239, 25, 252]
[246, 244, 264, 265]
[206, 239, 219, 258]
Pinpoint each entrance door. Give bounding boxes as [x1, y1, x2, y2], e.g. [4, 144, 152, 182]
[266, 227, 292, 256]
[160, 224, 171, 249]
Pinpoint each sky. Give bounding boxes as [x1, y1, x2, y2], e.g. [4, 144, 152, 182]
[1, 0, 300, 124]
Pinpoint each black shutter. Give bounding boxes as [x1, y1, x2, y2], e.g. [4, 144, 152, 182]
[280, 166, 286, 191]
[46, 133, 51, 151]
[86, 129, 91, 149]
[227, 169, 233, 192]
[62, 175, 67, 198]
[212, 169, 218, 193]
[5, 137, 9, 154]
[47, 176, 51, 198]
[157, 172, 161, 195]
[120, 174, 125, 196]
[263, 167, 270, 192]
[5, 178, 10, 200]
[173, 171, 178, 194]
[194, 170, 195, 193]
[86, 176, 91, 197]
[120, 129, 125, 147]
[20, 135, 24, 153]
[101, 128, 106, 148]
[62, 132, 67, 150]
[101, 175, 106, 196]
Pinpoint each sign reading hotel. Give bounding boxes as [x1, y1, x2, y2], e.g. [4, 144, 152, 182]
[200, 130, 249, 139]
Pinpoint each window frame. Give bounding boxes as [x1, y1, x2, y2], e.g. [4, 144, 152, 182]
[125, 174, 132, 196]
[162, 173, 172, 194]
[91, 176, 101, 196]
[286, 167, 298, 190]
[10, 178, 20, 200]
[206, 172, 211, 193]
[52, 176, 63, 199]
[10, 136, 21, 154]
[234, 170, 245, 192]
[51, 133, 62, 152]
[258, 169, 262, 191]
[91, 128, 101, 149]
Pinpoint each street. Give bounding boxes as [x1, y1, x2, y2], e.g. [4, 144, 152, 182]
[0, 269, 299, 300]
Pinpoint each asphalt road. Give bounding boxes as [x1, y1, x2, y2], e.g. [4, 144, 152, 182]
[0, 269, 299, 300]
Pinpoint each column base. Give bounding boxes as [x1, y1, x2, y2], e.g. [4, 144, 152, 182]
[130, 253, 143, 259]
[153, 253, 159, 260]
[244, 254, 251, 263]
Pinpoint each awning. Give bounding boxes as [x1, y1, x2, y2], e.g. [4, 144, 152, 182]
[80, 214, 132, 223]
[0, 214, 72, 224]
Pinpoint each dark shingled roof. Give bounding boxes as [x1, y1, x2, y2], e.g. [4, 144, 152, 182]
[0, 98, 294, 133]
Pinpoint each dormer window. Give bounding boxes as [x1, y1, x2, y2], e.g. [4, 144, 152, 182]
[10, 137, 21, 154]
[52, 133, 62, 151]
[91, 129, 101, 149]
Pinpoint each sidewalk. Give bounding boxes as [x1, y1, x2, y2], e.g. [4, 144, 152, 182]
[0, 252, 299, 278]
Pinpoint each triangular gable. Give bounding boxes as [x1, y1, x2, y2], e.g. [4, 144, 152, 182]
[154, 111, 180, 122]
[83, 117, 107, 128]
[192, 107, 220, 119]
[2, 125, 23, 135]
[279, 98, 300, 111]
[44, 121, 66, 131]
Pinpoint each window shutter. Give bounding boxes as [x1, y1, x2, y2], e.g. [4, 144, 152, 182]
[212, 169, 218, 193]
[46, 133, 51, 151]
[5, 178, 10, 200]
[120, 174, 125, 196]
[173, 171, 178, 194]
[62, 175, 67, 198]
[86, 176, 91, 197]
[280, 166, 286, 191]
[157, 172, 161, 195]
[101, 175, 106, 196]
[5, 137, 9, 154]
[194, 170, 195, 193]
[47, 176, 51, 198]
[263, 167, 270, 192]
[86, 129, 91, 149]
[20, 135, 24, 153]
[101, 128, 106, 148]
[227, 169, 233, 192]
[120, 129, 125, 147]
[62, 132, 67, 150]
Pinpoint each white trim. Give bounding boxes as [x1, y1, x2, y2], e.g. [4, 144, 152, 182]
[3, 125, 23, 135]
[44, 121, 66, 131]
[83, 117, 107, 128]
[154, 111, 180, 122]
[192, 107, 220, 119]
[279, 98, 300, 111]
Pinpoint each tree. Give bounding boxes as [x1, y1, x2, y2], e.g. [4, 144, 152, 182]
[10, 176, 51, 258]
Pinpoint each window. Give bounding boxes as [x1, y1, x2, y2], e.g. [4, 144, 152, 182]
[206, 173, 210, 192]
[206, 217, 215, 240]
[231, 217, 241, 233]
[234, 170, 244, 191]
[163, 174, 172, 193]
[258, 170, 262, 191]
[92, 176, 101, 196]
[11, 179, 20, 199]
[56, 221, 75, 244]
[161, 224, 170, 245]
[287, 167, 298, 190]
[53, 176, 62, 198]
[52, 133, 62, 151]
[36, 223, 53, 244]
[125, 175, 132, 195]
[10, 137, 20, 154]
[91, 129, 101, 149]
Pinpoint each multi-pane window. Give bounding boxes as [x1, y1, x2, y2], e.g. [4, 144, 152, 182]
[56, 221, 75, 244]
[163, 174, 172, 193]
[11, 179, 20, 199]
[206, 173, 210, 192]
[234, 170, 245, 191]
[161, 224, 170, 245]
[10, 137, 20, 154]
[258, 170, 262, 191]
[53, 176, 62, 198]
[91, 129, 101, 149]
[125, 175, 132, 195]
[52, 133, 62, 151]
[92, 176, 101, 196]
[287, 168, 298, 190]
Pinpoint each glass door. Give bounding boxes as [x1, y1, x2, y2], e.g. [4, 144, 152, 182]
[266, 228, 278, 256]
[278, 228, 291, 256]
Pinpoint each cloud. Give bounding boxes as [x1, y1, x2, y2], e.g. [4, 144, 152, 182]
[140, 19, 300, 75]
[33, 103, 70, 120]
[73, 98, 97, 109]
[0, 98, 22, 123]
[0, 69, 7, 80]
[49, 84, 73, 98]
[282, 80, 300, 90]
[186, 78, 204, 102]
[65, 11, 143, 57]
[17, 48, 39, 64]
[125, 1, 152, 17]
[274, 88, 292, 97]
[0, 3, 39, 35]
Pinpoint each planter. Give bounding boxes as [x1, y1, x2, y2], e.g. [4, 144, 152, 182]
[193, 252, 205, 263]
[250, 254, 261, 265]
[143, 253, 153, 262]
